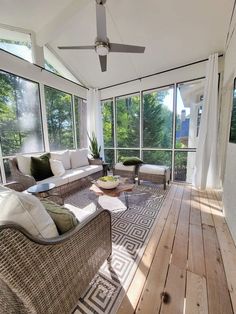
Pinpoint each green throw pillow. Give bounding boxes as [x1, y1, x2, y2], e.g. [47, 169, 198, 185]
[41, 199, 79, 235]
[123, 157, 144, 166]
[31, 153, 53, 181]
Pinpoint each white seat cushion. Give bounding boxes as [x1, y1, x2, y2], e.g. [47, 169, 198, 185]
[51, 150, 71, 170]
[69, 149, 89, 168]
[63, 165, 103, 183]
[114, 162, 135, 172]
[0, 189, 59, 238]
[139, 164, 169, 175]
[38, 175, 69, 187]
[64, 203, 96, 222]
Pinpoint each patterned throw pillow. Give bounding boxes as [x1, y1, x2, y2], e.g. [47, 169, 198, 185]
[31, 153, 53, 181]
[41, 199, 79, 235]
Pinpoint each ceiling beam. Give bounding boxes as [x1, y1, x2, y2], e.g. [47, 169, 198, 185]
[36, 0, 90, 46]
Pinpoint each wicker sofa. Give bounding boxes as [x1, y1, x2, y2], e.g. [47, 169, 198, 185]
[0, 183, 112, 313]
[9, 149, 103, 196]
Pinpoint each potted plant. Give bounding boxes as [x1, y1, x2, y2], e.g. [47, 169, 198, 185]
[88, 132, 101, 159]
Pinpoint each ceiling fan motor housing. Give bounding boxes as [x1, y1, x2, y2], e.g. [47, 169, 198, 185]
[95, 42, 110, 56]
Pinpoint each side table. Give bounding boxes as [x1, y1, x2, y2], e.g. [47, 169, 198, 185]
[102, 162, 110, 176]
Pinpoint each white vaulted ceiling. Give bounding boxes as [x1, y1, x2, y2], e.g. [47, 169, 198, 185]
[0, 0, 233, 88]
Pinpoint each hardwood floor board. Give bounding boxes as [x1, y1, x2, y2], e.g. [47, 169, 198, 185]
[171, 186, 191, 270]
[160, 264, 186, 314]
[136, 185, 184, 314]
[190, 188, 202, 226]
[116, 184, 235, 314]
[188, 222, 206, 277]
[207, 190, 236, 313]
[185, 271, 208, 314]
[202, 223, 233, 314]
[117, 185, 177, 314]
[199, 190, 214, 227]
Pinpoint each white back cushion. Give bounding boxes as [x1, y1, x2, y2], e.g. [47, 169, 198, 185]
[0, 189, 59, 239]
[51, 150, 71, 170]
[16, 155, 32, 175]
[50, 159, 65, 176]
[70, 149, 89, 169]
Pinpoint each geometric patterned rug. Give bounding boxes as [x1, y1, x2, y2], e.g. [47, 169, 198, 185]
[65, 182, 170, 314]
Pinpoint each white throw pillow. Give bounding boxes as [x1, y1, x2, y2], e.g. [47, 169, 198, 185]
[70, 149, 89, 169]
[51, 150, 71, 170]
[0, 189, 59, 239]
[16, 155, 32, 175]
[50, 159, 65, 176]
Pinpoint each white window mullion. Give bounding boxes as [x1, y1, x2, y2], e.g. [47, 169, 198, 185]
[39, 83, 50, 152]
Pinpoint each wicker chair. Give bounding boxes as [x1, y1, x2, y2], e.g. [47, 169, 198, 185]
[0, 210, 112, 314]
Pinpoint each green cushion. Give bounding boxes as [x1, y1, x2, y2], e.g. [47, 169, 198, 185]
[31, 153, 53, 181]
[123, 157, 144, 166]
[41, 199, 79, 235]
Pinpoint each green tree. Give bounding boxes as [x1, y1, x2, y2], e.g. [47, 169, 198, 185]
[45, 86, 74, 150]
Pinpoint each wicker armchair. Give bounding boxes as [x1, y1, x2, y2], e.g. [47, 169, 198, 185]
[0, 210, 112, 314]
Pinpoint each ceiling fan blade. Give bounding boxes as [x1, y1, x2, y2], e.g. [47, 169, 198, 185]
[110, 43, 145, 53]
[99, 55, 107, 72]
[58, 45, 95, 50]
[96, 3, 107, 41]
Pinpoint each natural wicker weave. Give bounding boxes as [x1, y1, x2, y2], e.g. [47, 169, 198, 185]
[9, 157, 103, 196]
[0, 210, 112, 314]
[113, 165, 139, 182]
[138, 166, 170, 190]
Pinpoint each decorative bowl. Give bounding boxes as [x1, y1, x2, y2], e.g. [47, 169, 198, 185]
[97, 176, 120, 189]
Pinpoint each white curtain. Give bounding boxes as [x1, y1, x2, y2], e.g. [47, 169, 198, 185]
[193, 53, 221, 189]
[86, 88, 104, 158]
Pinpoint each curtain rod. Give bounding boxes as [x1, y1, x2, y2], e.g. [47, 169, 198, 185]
[99, 53, 224, 91]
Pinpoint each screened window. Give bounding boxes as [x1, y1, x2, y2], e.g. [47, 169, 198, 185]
[174, 151, 196, 183]
[143, 150, 172, 167]
[74, 96, 87, 148]
[117, 149, 140, 162]
[44, 47, 79, 84]
[176, 79, 205, 148]
[0, 28, 32, 62]
[104, 149, 115, 166]
[0, 70, 44, 156]
[45, 86, 74, 150]
[116, 94, 140, 148]
[143, 86, 173, 148]
[102, 99, 114, 147]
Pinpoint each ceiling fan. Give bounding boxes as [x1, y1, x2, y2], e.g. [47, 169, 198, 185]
[58, 0, 145, 72]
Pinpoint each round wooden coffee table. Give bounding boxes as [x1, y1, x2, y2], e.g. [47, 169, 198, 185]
[90, 178, 134, 210]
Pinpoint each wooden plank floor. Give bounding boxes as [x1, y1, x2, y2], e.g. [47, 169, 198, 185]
[117, 184, 236, 314]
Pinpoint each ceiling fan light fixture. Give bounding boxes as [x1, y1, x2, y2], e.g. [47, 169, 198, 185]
[96, 42, 109, 56]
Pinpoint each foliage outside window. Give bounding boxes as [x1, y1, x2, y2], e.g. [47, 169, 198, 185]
[0, 28, 32, 62]
[0, 70, 44, 156]
[117, 149, 140, 162]
[174, 151, 196, 183]
[143, 150, 172, 167]
[116, 94, 140, 148]
[102, 99, 114, 147]
[45, 86, 74, 150]
[74, 96, 86, 148]
[143, 87, 173, 148]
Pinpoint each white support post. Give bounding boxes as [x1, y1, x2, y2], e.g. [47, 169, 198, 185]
[39, 83, 50, 152]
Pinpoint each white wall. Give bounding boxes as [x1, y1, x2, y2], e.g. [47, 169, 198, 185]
[221, 12, 236, 243]
[0, 49, 87, 98]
